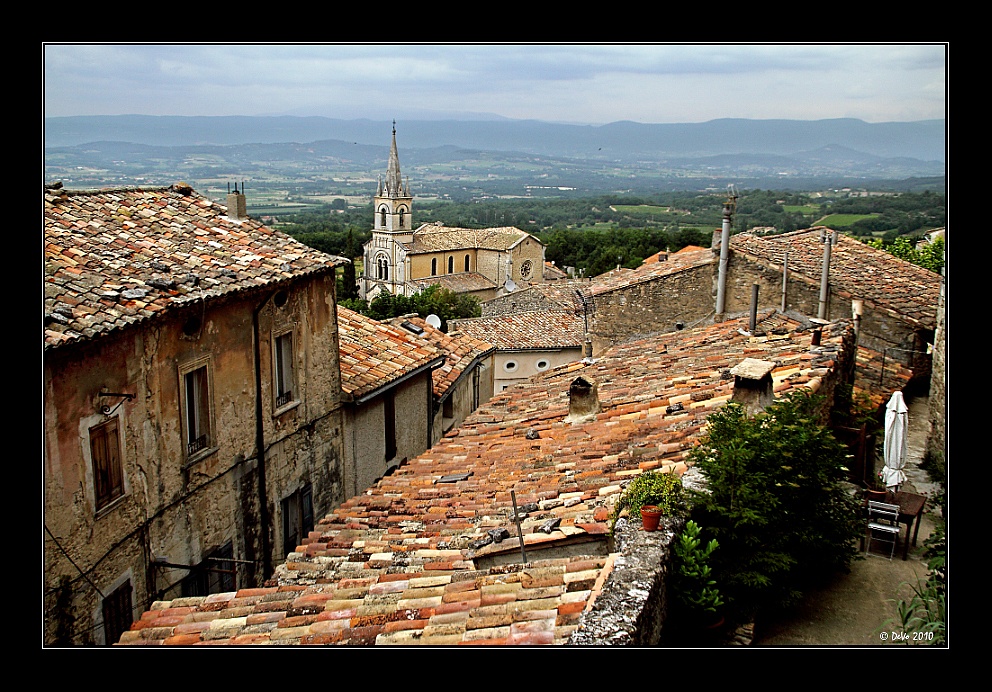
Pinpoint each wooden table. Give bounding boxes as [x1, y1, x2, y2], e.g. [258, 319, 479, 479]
[861, 490, 927, 560]
[891, 491, 927, 560]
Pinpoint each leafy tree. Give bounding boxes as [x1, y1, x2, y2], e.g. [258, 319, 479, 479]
[365, 285, 481, 331]
[338, 230, 359, 300]
[863, 236, 944, 274]
[686, 391, 863, 621]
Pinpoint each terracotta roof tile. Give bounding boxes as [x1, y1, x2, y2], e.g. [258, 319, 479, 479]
[337, 307, 445, 399]
[125, 309, 861, 646]
[387, 316, 495, 398]
[44, 184, 347, 351]
[448, 310, 585, 350]
[407, 223, 535, 253]
[729, 228, 941, 329]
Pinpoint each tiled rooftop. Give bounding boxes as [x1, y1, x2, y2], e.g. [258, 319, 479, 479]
[729, 228, 941, 329]
[44, 183, 347, 351]
[406, 223, 533, 253]
[120, 310, 856, 646]
[448, 310, 586, 350]
[583, 247, 715, 297]
[387, 315, 496, 400]
[336, 307, 446, 401]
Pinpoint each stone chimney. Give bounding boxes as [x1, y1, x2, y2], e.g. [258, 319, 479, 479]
[226, 181, 247, 221]
[566, 376, 601, 423]
[729, 358, 776, 416]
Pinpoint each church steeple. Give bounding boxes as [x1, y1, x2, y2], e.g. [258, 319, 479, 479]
[373, 121, 413, 233]
[384, 120, 405, 198]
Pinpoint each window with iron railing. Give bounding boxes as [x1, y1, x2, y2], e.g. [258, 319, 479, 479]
[181, 359, 214, 460]
[274, 330, 295, 409]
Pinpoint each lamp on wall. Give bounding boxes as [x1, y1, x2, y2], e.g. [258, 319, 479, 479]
[99, 391, 134, 415]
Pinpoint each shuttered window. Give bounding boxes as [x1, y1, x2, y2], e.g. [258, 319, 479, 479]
[91, 418, 124, 510]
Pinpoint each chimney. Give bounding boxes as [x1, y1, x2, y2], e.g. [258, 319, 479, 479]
[227, 181, 248, 221]
[729, 358, 775, 416]
[566, 376, 600, 423]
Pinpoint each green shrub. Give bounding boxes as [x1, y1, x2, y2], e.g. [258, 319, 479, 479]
[686, 390, 863, 621]
[610, 469, 685, 527]
[673, 520, 724, 618]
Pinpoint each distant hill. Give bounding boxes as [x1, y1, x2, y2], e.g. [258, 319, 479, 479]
[43, 115, 946, 196]
[44, 115, 945, 163]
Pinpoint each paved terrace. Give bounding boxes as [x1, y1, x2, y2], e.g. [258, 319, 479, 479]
[119, 310, 857, 646]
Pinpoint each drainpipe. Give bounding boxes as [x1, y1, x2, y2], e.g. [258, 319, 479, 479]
[253, 292, 275, 581]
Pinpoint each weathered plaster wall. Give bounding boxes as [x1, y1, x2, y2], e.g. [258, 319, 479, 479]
[43, 275, 346, 645]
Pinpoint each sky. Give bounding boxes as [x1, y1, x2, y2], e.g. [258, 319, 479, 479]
[43, 43, 947, 125]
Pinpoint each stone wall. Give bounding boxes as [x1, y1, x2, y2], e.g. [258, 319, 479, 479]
[588, 265, 715, 354]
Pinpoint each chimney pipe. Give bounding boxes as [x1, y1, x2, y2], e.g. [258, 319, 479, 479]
[818, 229, 837, 319]
[566, 376, 600, 423]
[749, 284, 759, 332]
[715, 202, 732, 318]
[780, 251, 789, 312]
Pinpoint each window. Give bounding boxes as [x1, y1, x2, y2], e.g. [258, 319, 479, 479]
[464, 254, 470, 272]
[448, 256, 454, 274]
[90, 418, 124, 511]
[376, 255, 389, 280]
[379, 207, 387, 228]
[282, 485, 314, 556]
[181, 360, 213, 459]
[503, 360, 518, 372]
[274, 330, 295, 409]
[536, 359, 550, 371]
[102, 580, 133, 646]
[180, 543, 236, 597]
[431, 258, 437, 276]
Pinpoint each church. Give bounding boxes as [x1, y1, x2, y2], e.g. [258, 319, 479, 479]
[359, 124, 547, 302]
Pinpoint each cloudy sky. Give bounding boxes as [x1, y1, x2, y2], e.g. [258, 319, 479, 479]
[43, 43, 946, 125]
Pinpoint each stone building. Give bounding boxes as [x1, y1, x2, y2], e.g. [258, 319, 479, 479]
[43, 183, 349, 645]
[359, 124, 546, 302]
[336, 306, 446, 496]
[385, 315, 497, 443]
[448, 310, 586, 395]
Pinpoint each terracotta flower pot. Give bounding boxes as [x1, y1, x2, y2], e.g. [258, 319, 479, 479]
[640, 505, 662, 531]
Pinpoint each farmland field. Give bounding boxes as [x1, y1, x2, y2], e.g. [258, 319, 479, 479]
[815, 213, 878, 228]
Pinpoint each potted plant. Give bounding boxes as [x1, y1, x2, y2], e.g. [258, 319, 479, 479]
[611, 470, 685, 531]
[672, 520, 725, 630]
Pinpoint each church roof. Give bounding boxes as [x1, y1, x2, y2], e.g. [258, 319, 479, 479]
[406, 223, 537, 254]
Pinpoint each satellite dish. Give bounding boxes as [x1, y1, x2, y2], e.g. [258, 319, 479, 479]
[504, 278, 518, 293]
[425, 314, 442, 329]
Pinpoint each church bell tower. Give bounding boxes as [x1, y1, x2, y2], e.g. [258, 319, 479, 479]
[374, 121, 413, 232]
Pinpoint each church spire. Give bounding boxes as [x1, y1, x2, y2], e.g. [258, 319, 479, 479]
[385, 120, 404, 198]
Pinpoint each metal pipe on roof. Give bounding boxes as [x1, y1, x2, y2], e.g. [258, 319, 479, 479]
[781, 251, 789, 312]
[715, 196, 733, 318]
[818, 229, 837, 320]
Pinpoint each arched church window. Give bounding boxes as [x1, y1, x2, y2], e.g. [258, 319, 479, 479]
[431, 258, 437, 276]
[380, 207, 387, 228]
[448, 256, 454, 274]
[377, 256, 389, 280]
[464, 254, 470, 272]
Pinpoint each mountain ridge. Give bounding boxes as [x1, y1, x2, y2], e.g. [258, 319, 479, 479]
[44, 114, 946, 163]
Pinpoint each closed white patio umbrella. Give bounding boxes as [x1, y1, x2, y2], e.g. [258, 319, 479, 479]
[881, 391, 909, 491]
